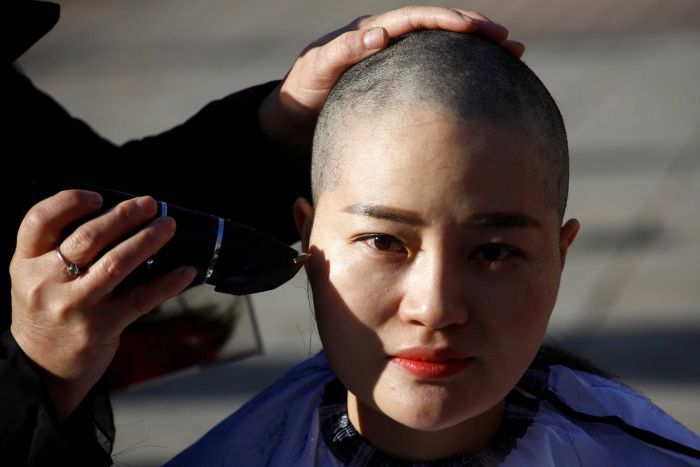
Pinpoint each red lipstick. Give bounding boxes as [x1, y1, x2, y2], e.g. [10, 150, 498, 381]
[389, 349, 472, 378]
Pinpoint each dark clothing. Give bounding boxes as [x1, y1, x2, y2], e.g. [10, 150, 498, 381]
[1, 1, 310, 465]
[3, 0, 59, 63]
[0, 332, 114, 467]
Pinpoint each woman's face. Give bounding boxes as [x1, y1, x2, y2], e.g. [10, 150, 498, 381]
[295, 109, 579, 458]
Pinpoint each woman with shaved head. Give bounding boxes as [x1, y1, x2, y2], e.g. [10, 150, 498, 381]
[167, 30, 700, 466]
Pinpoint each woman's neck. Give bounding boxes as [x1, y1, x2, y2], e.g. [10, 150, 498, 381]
[347, 392, 506, 462]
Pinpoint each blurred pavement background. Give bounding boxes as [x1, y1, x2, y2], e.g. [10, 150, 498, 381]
[17, 1, 700, 465]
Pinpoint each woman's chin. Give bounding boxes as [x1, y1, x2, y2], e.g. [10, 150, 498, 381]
[380, 400, 463, 432]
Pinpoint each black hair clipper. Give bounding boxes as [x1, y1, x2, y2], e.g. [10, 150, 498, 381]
[28, 177, 309, 295]
[118, 195, 310, 295]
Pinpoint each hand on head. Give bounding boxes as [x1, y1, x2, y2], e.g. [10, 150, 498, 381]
[259, 6, 524, 152]
[10, 190, 196, 420]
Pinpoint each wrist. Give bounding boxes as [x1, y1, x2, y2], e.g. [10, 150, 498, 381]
[11, 324, 102, 422]
[258, 82, 316, 155]
[43, 374, 93, 422]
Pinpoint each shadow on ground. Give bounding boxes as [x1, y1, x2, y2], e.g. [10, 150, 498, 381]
[112, 356, 306, 399]
[549, 325, 700, 383]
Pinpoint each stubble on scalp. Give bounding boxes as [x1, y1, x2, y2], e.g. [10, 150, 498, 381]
[312, 31, 569, 222]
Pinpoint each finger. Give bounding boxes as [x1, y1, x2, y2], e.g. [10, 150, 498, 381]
[450, 9, 510, 43]
[314, 28, 390, 89]
[15, 190, 103, 259]
[502, 39, 526, 58]
[472, 19, 509, 44]
[59, 196, 158, 270]
[357, 6, 477, 38]
[474, 10, 496, 22]
[114, 266, 198, 330]
[450, 9, 493, 22]
[363, 27, 389, 51]
[306, 15, 372, 50]
[81, 216, 177, 294]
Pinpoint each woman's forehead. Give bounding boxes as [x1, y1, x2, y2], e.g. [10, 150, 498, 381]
[341, 110, 534, 165]
[328, 115, 549, 213]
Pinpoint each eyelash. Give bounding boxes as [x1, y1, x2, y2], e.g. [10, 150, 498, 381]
[469, 244, 525, 262]
[355, 235, 524, 263]
[355, 234, 407, 254]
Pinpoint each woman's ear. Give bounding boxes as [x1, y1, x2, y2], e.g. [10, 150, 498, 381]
[293, 197, 315, 252]
[559, 218, 580, 269]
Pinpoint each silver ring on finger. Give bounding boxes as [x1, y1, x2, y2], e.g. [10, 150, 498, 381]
[56, 247, 81, 278]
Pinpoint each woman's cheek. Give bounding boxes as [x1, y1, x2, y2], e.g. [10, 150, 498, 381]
[329, 256, 403, 325]
[496, 268, 557, 340]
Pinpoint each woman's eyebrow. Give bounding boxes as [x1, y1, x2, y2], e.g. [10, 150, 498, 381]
[342, 204, 540, 228]
[463, 213, 541, 228]
[342, 204, 424, 225]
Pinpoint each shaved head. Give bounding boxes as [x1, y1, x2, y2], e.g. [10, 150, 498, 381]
[312, 30, 569, 220]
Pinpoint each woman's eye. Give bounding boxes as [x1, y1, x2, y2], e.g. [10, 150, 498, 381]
[360, 234, 406, 254]
[471, 244, 522, 262]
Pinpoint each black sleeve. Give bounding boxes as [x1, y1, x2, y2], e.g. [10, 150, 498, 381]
[113, 78, 311, 244]
[0, 331, 115, 466]
[3, 65, 311, 464]
[5, 64, 310, 245]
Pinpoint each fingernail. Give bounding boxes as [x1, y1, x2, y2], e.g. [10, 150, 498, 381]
[461, 14, 474, 23]
[179, 266, 198, 280]
[153, 215, 175, 232]
[137, 196, 157, 215]
[176, 266, 198, 290]
[363, 28, 384, 50]
[90, 191, 103, 206]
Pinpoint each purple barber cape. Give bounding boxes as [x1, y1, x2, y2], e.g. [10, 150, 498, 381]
[165, 352, 700, 466]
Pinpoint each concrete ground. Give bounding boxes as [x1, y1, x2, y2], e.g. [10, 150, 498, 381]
[17, 0, 700, 465]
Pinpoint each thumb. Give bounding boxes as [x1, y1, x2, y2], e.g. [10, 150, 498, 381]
[362, 27, 389, 50]
[316, 27, 389, 86]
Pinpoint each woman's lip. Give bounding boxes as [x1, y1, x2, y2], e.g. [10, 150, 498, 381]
[389, 350, 473, 378]
[391, 348, 469, 362]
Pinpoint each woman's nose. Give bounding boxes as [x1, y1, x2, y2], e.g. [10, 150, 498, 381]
[398, 252, 469, 330]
